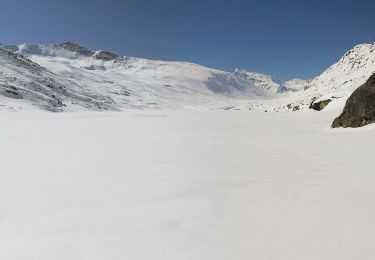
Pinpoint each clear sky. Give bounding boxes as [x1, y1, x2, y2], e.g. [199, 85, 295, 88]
[1, 0, 374, 81]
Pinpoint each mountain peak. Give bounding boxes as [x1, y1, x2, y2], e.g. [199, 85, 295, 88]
[59, 41, 94, 56]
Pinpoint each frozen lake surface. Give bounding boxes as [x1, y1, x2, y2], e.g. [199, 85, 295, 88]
[0, 109, 374, 259]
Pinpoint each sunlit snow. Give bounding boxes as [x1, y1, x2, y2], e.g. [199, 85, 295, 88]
[0, 109, 374, 259]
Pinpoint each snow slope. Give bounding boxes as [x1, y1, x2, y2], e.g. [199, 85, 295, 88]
[4, 42, 296, 110]
[233, 68, 310, 94]
[307, 43, 375, 97]
[1, 109, 375, 259]
[254, 42, 375, 112]
[3, 41, 375, 112]
[0, 45, 114, 111]
[233, 68, 282, 93]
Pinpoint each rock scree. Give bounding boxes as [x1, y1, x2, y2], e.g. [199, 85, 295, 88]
[332, 73, 375, 128]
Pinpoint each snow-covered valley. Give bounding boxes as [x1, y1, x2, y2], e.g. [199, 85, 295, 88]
[1, 109, 375, 259]
[1, 40, 375, 259]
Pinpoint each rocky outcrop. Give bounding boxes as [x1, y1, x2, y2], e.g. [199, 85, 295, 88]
[60, 41, 94, 56]
[0, 46, 113, 111]
[93, 50, 119, 61]
[309, 98, 332, 111]
[332, 73, 375, 128]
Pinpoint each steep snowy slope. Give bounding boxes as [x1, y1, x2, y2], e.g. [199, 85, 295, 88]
[233, 68, 282, 93]
[0, 45, 114, 111]
[5, 42, 287, 110]
[255, 42, 375, 112]
[305, 43, 375, 106]
[234, 68, 310, 94]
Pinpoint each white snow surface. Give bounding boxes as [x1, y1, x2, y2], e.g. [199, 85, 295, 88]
[1, 109, 375, 259]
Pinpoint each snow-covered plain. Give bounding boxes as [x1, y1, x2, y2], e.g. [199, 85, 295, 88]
[1, 109, 375, 260]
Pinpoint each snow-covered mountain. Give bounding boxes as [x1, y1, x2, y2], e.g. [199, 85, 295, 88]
[2, 42, 293, 111]
[255, 42, 375, 112]
[233, 68, 282, 93]
[305, 43, 375, 105]
[3, 41, 374, 112]
[233, 68, 310, 94]
[0, 45, 114, 111]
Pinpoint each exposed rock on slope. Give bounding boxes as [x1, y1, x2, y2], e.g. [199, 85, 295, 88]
[332, 73, 375, 128]
[93, 50, 119, 61]
[309, 98, 332, 111]
[60, 41, 94, 56]
[0, 45, 113, 111]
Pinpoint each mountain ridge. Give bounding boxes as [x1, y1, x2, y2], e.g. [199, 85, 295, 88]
[1, 41, 305, 111]
[2, 41, 374, 112]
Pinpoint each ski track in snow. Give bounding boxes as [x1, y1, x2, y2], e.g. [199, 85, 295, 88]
[0, 109, 375, 259]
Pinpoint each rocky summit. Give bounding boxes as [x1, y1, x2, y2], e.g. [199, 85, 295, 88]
[93, 50, 120, 61]
[332, 73, 375, 128]
[60, 41, 94, 56]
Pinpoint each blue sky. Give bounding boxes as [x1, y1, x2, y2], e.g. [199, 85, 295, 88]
[1, 0, 374, 80]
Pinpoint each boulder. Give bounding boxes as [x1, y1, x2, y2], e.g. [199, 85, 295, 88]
[309, 98, 332, 111]
[332, 73, 375, 128]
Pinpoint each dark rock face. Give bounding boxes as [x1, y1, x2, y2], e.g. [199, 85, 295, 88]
[309, 98, 332, 111]
[93, 50, 119, 61]
[1, 85, 23, 99]
[332, 73, 375, 128]
[60, 42, 120, 61]
[60, 41, 94, 56]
